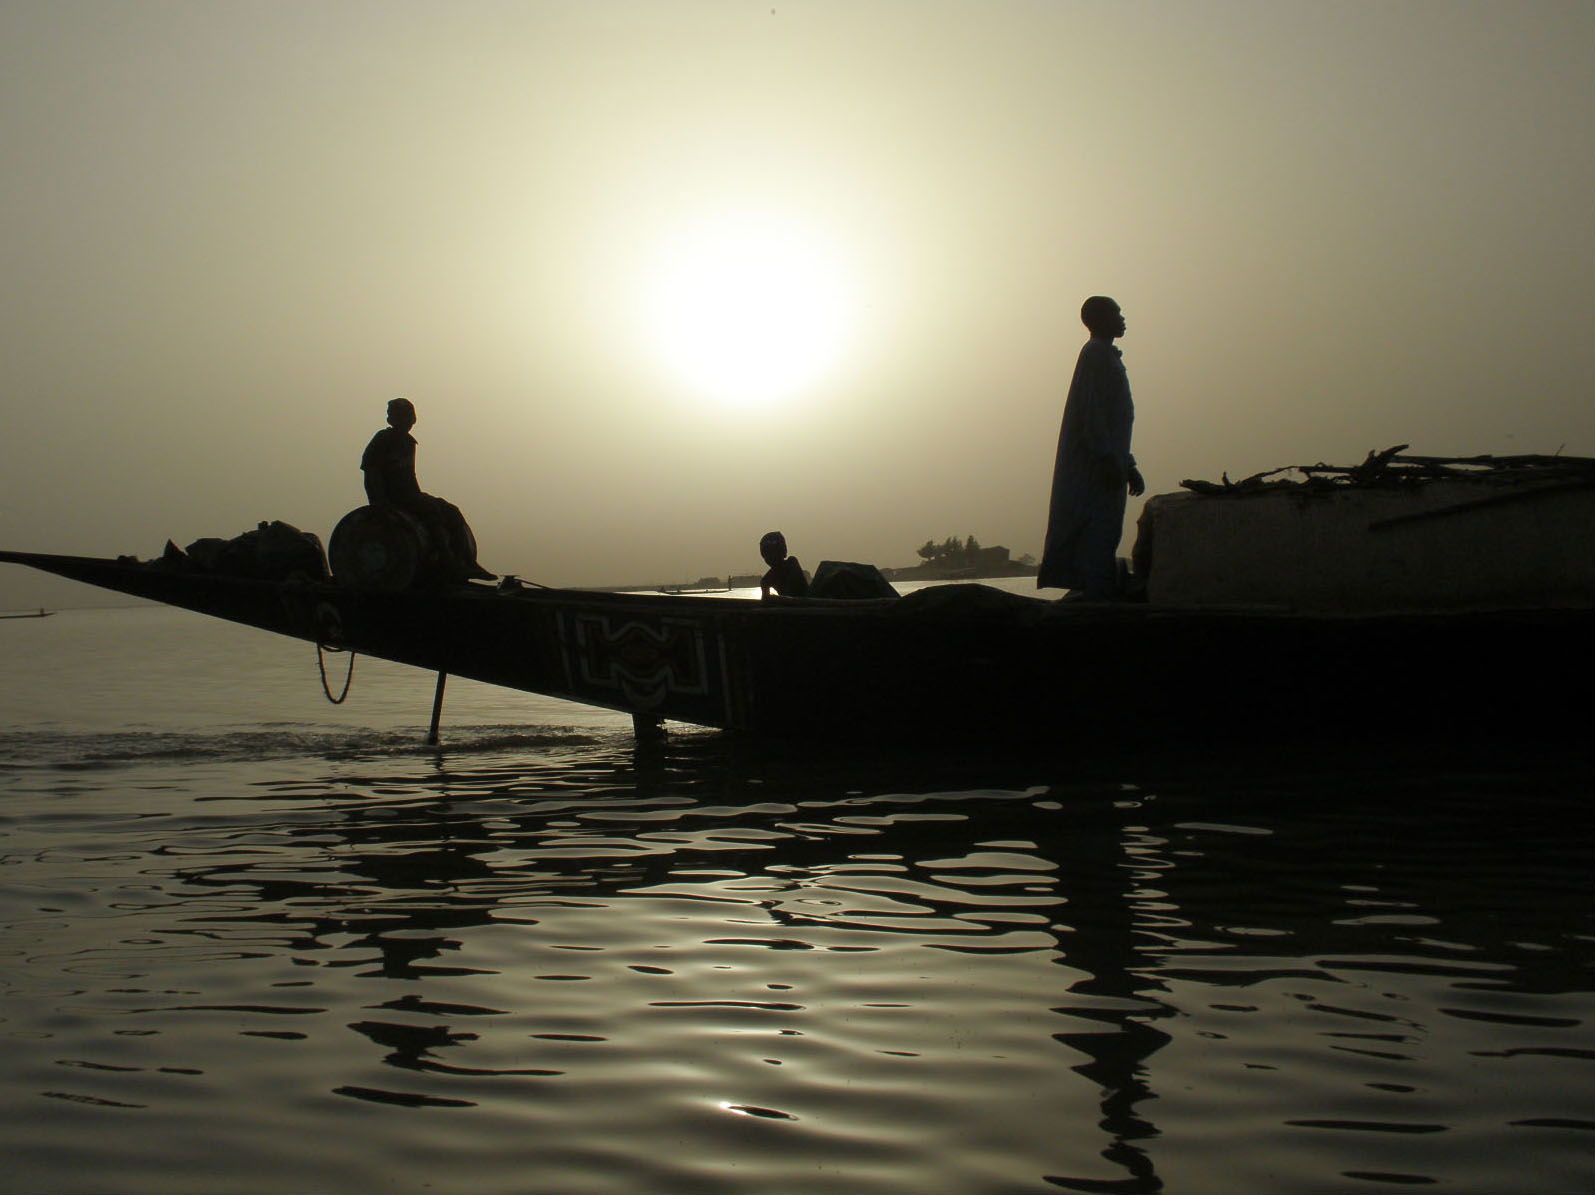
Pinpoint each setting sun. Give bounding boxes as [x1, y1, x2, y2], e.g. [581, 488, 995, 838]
[639, 214, 857, 410]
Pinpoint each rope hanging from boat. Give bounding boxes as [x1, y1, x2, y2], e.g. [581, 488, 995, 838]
[316, 641, 355, 704]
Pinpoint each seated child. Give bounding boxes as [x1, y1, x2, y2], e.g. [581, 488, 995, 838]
[758, 531, 810, 599]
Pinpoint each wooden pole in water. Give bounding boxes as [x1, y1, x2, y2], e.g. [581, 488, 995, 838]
[427, 671, 448, 745]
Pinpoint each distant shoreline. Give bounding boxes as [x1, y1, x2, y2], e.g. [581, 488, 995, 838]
[615, 561, 1040, 595]
[880, 562, 1039, 583]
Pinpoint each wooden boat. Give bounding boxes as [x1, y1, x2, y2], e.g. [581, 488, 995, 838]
[2, 540, 1589, 746]
[4, 450, 1589, 744]
[0, 608, 54, 619]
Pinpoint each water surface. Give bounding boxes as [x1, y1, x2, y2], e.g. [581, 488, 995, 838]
[1, 605, 1590, 1194]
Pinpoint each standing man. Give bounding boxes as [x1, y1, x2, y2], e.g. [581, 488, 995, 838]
[1037, 296, 1144, 600]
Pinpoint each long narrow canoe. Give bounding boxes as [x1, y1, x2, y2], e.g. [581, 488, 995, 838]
[3, 548, 1590, 746]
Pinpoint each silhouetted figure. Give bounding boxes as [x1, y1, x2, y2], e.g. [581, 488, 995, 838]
[1038, 296, 1145, 600]
[758, 531, 810, 599]
[361, 398, 492, 581]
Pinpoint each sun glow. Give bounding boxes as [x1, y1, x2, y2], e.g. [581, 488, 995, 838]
[640, 215, 857, 410]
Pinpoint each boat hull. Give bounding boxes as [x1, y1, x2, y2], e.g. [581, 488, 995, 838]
[3, 550, 1589, 746]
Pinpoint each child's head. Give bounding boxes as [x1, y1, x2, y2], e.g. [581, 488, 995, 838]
[759, 531, 787, 567]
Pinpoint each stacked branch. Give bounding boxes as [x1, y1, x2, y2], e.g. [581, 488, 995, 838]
[1181, 446, 1595, 497]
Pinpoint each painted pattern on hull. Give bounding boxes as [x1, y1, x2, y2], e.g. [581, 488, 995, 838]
[561, 610, 728, 720]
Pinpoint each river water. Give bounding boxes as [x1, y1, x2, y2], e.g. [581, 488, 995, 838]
[1, 594, 1591, 1194]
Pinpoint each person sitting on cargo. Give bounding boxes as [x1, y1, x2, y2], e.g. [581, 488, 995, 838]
[758, 531, 810, 600]
[361, 398, 493, 582]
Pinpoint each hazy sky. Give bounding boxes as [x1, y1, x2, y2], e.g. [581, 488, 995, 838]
[4, 0, 1592, 606]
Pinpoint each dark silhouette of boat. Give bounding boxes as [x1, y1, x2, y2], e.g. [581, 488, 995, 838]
[5, 450, 1590, 743]
[1, 541, 1588, 746]
[0, 607, 54, 619]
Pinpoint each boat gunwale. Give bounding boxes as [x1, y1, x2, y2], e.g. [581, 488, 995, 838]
[4, 550, 1592, 625]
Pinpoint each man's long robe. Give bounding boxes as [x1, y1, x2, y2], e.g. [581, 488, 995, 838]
[1037, 337, 1135, 595]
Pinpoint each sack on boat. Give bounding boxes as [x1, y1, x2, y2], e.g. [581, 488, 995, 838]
[810, 560, 898, 600]
[178, 522, 330, 582]
[250, 521, 330, 581]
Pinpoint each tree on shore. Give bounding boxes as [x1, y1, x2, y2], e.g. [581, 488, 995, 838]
[915, 536, 985, 566]
[907, 535, 1033, 575]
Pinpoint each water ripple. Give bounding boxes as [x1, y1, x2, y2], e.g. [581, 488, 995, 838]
[2, 739, 1590, 1195]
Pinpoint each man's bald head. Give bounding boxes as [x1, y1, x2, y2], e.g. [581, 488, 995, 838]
[1080, 296, 1124, 338]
